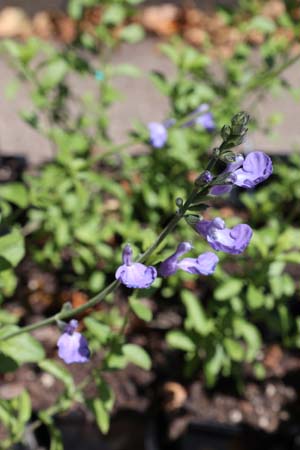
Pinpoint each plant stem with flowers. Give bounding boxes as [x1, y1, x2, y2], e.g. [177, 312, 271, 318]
[1, 111, 272, 362]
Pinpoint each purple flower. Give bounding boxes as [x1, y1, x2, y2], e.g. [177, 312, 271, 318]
[211, 152, 272, 195]
[195, 111, 215, 132]
[195, 217, 253, 254]
[159, 241, 219, 277]
[148, 122, 168, 148]
[196, 170, 213, 185]
[183, 104, 215, 131]
[234, 151, 273, 188]
[115, 244, 157, 288]
[57, 319, 90, 364]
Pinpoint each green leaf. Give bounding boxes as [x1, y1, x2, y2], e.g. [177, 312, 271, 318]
[89, 398, 110, 434]
[0, 353, 18, 372]
[84, 317, 111, 344]
[149, 71, 170, 95]
[233, 319, 261, 361]
[18, 390, 31, 423]
[268, 261, 285, 277]
[0, 309, 19, 324]
[282, 273, 295, 296]
[129, 298, 152, 322]
[40, 59, 68, 90]
[246, 284, 265, 309]
[126, 0, 143, 4]
[39, 360, 75, 395]
[5, 80, 20, 100]
[247, 16, 276, 34]
[182, 291, 212, 335]
[120, 24, 145, 43]
[95, 377, 115, 413]
[68, 0, 83, 19]
[1, 39, 21, 58]
[269, 276, 283, 299]
[0, 327, 45, 364]
[277, 252, 300, 264]
[166, 330, 196, 352]
[0, 228, 25, 268]
[47, 422, 64, 450]
[103, 352, 127, 370]
[224, 338, 244, 361]
[20, 110, 38, 128]
[204, 344, 224, 387]
[102, 4, 126, 25]
[0, 183, 28, 208]
[214, 279, 243, 301]
[122, 344, 151, 370]
[112, 64, 141, 78]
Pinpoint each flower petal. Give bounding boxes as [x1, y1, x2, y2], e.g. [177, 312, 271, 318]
[234, 151, 273, 188]
[159, 242, 193, 277]
[195, 218, 252, 254]
[207, 223, 253, 254]
[58, 332, 90, 364]
[116, 263, 157, 288]
[148, 122, 168, 148]
[177, 252, 219, 275]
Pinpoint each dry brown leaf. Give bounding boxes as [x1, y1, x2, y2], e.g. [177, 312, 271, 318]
[139, 4, 181, 37]
[162, 381, 187, 411]
[83, 6, 102, 26]
[262, 0, 286, 20]
[246, 29, 265, 46]
[274, 27, 295, 43]
[52, 12, 77, 43]
[28, 292, 53, 314]
[0, 7, 32, 38]
[183, 7, 205, 27]
[71, 291, 89, 309]
[32, 11, 55, 40]
[183, 27, 207, 46]
[264, 344, 284, 372]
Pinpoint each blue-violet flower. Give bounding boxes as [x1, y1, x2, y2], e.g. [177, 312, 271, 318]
[211, 151, 272, 195]
[183, 104, 215, 131]
[57, 319, 90, 364]
[159, 241, 219, 277]
[195, 217, 253, 254]
[148, 122, 168, 148]
[115, 244, 157, 288]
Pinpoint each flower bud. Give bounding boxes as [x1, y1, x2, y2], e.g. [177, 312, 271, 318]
[231, 111, 250, 127]
[175, 197, 184, 207]
[185, 214, 202, 226]
[221, 125, 231, 141]
[220, 151, 236, 163]
[195, 170, 213, 186]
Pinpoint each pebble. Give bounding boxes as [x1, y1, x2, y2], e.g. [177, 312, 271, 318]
[229, 409, 243, 423]
[266, 383, 276, 397]
[258, 416, 270, 429]
[40, 373, 55, 388]
[279, 410, 290, 421]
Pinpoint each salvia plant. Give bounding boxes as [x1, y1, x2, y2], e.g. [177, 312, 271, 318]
[0, 111, 276, 447]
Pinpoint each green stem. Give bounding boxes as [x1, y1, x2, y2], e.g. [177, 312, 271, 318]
[2, 183, 208, 341]
[2, 279, 120, 341]
[241, 50, 300, 97]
